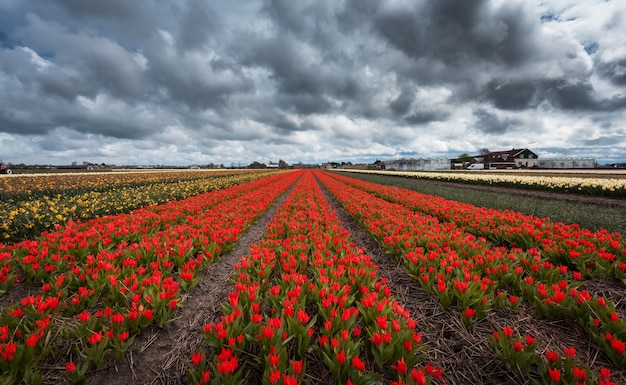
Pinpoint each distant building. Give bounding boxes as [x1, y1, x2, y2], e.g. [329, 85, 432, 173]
[483, 148, 538, 169]
[383, 158, 450, 171]
[470, 148, 596, 169]
[537, 158, 596, 169]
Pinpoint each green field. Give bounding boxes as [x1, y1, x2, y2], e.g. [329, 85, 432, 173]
[340, 171, 626, 235]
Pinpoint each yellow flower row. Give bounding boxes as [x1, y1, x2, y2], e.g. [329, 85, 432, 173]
[1, 170, 284, 243]
[0, 169, 254, 196]
[336, 169, 626, 198]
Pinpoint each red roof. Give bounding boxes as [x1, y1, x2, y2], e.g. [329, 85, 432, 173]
[485, 148, 537, 163]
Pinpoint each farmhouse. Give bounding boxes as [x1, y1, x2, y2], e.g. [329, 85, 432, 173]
[481, 148, 538, 169]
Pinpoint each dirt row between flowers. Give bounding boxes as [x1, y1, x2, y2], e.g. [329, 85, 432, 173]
[88, 173, 626, 385]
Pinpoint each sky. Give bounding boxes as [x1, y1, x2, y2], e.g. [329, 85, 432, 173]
[1, 0, 625, 166]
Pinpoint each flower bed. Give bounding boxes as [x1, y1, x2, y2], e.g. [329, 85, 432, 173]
[327, 171, 626, 283]
[191, 171, 443, 385]
[336, 169, 626, 199]
[316, 170, 622, 383]
[1, 170, 281, 243]
[0, 171, 299, 383]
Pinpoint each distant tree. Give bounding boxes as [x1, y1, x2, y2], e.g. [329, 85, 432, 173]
[458, 153, 472, 163]
[247, 161, 266, 169]
[479, 148, 491, 155]
[278, 159, 287, 168]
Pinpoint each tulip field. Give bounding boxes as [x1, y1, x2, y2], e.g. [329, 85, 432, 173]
[338, 169, 626, 199]
[1, 169, 625, 384]
[0, 169, 278, 243]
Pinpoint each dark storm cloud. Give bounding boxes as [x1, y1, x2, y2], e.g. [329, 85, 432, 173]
[374, 0, 538, 68]
[389, 85, 415, 116]
[582, 134, 626, 147]
[232, 29, 361, 115]
[236, 34, 323, 95]
[262, 0, 322, 39]
[0, 99, 154, 139]
[483, 78, 626, 112]
[546, 80, 626, 111]
[40, 0, 222, 55]
[405, 110, 450, 125]
[596, 58, 626, 86]
[473, 108, 522, 134]
[176, 0, 220, 52]
[37, 70, 97, 101]
[387, 82, 451, 124]
[55, 113, 155, 140]
[145, 51, 253, 111]
[0, 45, 41, 87]
[40, 0, 142, 21]
[547, 80, 597, 110]
[483, 80, 542, 111]
[14, 14, 146, 100]
[0, 110, 52, 135]
[267, 114, 303, 134]
[30, 0, 155, 49]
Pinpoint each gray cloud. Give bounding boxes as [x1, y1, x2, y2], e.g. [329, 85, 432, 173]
[389, 85, 415, 116]
[374, 1, 540, 69]
[405, 110, 450, 125]
[473, 108, 522, 134]
[483, 80, 542, 111]
[176, 0, 220, 52]
[597, 57, 626, 86]
[0, 0, 625, 165]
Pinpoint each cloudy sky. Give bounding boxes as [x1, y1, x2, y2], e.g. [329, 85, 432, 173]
[1, 0, 625, 166]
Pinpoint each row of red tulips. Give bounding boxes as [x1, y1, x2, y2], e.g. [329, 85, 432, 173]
[315, 171, 622, 383]
[0, 171, 301, 384]
[322, 172, 626, 362]
[1, 172, 280, 294]
[190, 171, 444, 385]
[331, 172, 626, 283]
[490, 325, 616, 384]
